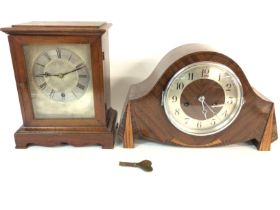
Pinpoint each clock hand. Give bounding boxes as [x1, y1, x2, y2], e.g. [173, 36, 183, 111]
[199, 96, 222, 121]
[203, 100, 222, 121]
[211, 104, 224, 108]
[61, 65, 85, 77]
[203, 100, 216, 116]
[34, 65, 85, 78]
[198, 96, 207, 120]
[34, 72, 60, 77]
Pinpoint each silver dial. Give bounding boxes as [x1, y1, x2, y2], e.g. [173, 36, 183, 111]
[33, 48, 89, 102]
[163, 61, 243, 136]
[24, 44, 95, 119]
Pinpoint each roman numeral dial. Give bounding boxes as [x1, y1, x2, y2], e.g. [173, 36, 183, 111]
[32, 48, 90, 102]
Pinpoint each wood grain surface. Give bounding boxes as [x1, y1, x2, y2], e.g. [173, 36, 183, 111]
[118, 44, 277, 150]
[1, 22, 117, 148]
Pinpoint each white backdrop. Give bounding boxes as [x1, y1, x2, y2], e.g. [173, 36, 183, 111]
[0, 1, 279, 210]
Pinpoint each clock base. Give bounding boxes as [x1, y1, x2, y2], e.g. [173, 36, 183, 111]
[14, 108, 117, 149]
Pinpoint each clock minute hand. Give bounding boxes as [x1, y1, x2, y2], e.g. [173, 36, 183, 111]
[198, 96, 207, 120]
[203, 101, 216, 115]
[61, 65, 85, 77]
[203, 100, 222, 121]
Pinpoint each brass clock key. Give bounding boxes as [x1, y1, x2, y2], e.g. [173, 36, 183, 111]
[119, 160, 153, 172]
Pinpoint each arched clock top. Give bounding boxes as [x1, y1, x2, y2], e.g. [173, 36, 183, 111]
[128, 44, 254, 101]
[119, 44, 277, 150]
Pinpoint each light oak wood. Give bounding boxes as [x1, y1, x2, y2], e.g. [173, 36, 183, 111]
[123, 103, 134, 148]
[257, 105, 275, 151]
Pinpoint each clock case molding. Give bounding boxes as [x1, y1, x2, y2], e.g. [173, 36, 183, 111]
[118, 44, 277, 150]
[1, 22, 117, 149]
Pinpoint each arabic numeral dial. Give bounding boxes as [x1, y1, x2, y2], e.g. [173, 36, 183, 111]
[163, 61, 243, 136]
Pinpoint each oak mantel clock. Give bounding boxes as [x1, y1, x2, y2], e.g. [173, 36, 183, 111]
[118, 44, 277, 150]
[1, 22, 117, 149]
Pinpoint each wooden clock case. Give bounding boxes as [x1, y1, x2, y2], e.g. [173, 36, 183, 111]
[118, 44, 277, 150]
[1, 22, 117, 149]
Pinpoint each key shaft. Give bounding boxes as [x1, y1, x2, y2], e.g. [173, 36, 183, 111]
[119, 162, 138, 167]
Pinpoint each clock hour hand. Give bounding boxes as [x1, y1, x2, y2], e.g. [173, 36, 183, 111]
[34, 72, 60, 77]
[211, 104, 224, 108]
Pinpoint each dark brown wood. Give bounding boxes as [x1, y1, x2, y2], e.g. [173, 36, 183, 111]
[1, 22, 117, 149]
[118, 44, 277, 150]
[1, 21, 110, 36]
[180, 79, 224, 120]
[15, 108, 117, 149]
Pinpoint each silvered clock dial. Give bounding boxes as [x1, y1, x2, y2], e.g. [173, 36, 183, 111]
[163, 61, 243, 136]
[32, 48, 90, 102]
[24, 44, 94, 119]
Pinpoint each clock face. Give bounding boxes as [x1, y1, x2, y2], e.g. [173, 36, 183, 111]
[163, 61, 243, 136]
[24, 44, 95, 119]
[32, 48, 90, 102]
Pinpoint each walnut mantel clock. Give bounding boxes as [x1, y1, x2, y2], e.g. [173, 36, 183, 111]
[118, 44, 277, 150]
[1, 22, 117, 149]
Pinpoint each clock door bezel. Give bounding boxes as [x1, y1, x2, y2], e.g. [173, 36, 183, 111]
[9, 35, 107, 127]
[162, 61, 244, 136]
